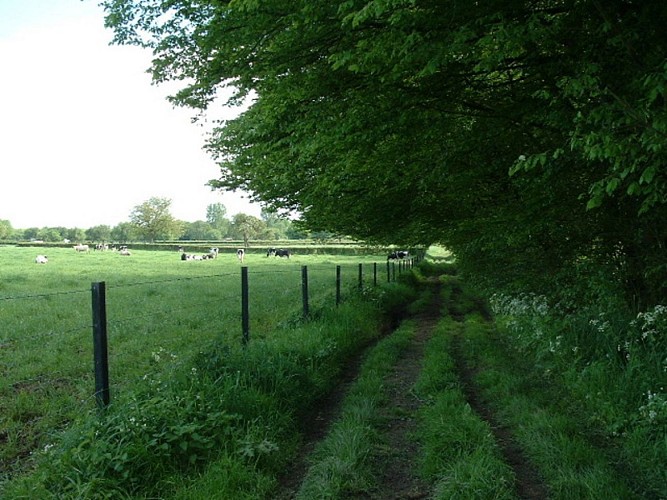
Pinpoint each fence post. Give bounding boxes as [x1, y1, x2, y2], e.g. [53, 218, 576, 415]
[301, 265, 309, 318]
[392, 262, 396, 282]
[91, 281, 110, 409]
[336, 265, 341, 306]
[373, 262, 377, 286]
[241, 266, 249, 346]
[358, 263, 363, 291]
[387, 261, 390, 282]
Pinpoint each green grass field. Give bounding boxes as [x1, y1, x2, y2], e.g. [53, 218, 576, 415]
[0, 244, 396, 481]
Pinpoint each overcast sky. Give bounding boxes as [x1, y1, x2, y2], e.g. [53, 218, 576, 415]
[0, 0, 261, 229]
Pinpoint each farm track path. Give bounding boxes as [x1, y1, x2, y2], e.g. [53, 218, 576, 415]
[277, 280, 548, 499]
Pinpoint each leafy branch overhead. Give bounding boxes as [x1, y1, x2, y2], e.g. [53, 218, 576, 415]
[103, 0, 667, 309]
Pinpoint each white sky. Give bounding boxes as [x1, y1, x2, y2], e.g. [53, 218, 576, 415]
[0, 0, 261, 229]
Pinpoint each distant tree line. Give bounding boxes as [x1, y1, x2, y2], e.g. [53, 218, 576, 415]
[0, 198, 332, 244]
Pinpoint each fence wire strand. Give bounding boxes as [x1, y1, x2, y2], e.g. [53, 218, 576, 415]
[0, 288, 89, 301]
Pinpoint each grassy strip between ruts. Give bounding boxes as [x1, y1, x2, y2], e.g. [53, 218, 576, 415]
[457, 314, 641, 499]
[414, 316, 517, 499]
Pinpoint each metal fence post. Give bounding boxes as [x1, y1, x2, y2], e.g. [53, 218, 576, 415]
[336, 265, 341, 306]
[301, 265, 309, 318]
[358, 263, 363, 291]
[373, 262, 377, 286]
[241, 266, 249, 346]
[91, 281, 110, 408]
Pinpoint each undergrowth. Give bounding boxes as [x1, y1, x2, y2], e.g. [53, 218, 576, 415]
[489, 294, 667, 498]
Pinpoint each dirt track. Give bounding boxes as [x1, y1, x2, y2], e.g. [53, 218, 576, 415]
[278, 282, 548, 499]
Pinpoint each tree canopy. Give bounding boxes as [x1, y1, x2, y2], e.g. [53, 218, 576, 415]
[103, 0, 667, 309]
[129, 197, 182, 242]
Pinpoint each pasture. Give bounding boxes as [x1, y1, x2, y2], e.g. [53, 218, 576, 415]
[0, 244, 395, 480]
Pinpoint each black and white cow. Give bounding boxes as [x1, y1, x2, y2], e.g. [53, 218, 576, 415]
[35, 255, 48, 264]
[387, 250, 409, 260]
[181, 253, 212, 261]
[236, 248, 245, 263]
[267, 247, 276, 257]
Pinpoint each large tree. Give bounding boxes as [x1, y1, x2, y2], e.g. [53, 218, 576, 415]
[230, 214, 265, 248]
[103, 0, 667, 308]
[205, 203, 230, 237]
[129, 197, 182, 242]
[0, 219, 13, 240]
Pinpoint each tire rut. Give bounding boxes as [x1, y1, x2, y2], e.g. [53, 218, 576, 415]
[371, 288, 442, 499]
[274, 335, 378, 499]
[447, 292, 550, 500]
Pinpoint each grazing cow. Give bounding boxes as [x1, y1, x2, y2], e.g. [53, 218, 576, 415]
[388, 250, 409, 260]
[74, 244, 89, 252]
[209, 247, 219, 258]
[266, 248, 276, 257]
[35, 255, 48, 264]
[274, 248, 290, 258]
[236, 248, 245, 263]
[95, 243, 108, 251]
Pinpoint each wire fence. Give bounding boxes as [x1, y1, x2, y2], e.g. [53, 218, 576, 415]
[0, 258, 416, 411]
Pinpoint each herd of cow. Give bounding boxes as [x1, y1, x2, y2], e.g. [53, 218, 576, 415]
[178, 247, 291, 262]
[35, 245, 408, 264]
[34, 244, 131, 263]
